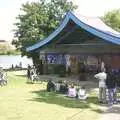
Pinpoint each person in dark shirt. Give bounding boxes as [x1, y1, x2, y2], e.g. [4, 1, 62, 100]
[106, 70, 117, 104]
[27, 64, 31, 80]
[47, 79, 55, 92]
[59, 81, 68, 94]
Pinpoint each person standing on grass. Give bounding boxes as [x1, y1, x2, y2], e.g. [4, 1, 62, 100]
[27, 64, 31, 80]
[106, 69, 117, 105]
[94, 68, 107, 104]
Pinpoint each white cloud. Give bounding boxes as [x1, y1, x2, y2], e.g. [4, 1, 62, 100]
[0, 0, 120, 41]
[74, 0, 120, 17]
[0, 0, 38, 41]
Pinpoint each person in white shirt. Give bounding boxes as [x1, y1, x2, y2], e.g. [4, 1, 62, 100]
[78, 86, 88, 100]
[94, 68, 107, 103]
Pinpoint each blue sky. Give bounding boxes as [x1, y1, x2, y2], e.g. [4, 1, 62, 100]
[0, 0, 120, 41]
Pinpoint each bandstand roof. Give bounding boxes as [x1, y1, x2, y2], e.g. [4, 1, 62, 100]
[26, 11, 120, 52]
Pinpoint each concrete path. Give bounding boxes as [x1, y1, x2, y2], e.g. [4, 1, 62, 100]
[98, 104, 120, 120]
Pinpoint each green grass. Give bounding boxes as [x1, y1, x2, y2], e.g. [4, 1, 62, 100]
[0, 71, 102, 120]
[0, 50, 21, 55]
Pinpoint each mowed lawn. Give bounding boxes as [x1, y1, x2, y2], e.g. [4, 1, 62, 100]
[0, 70, 102, 120]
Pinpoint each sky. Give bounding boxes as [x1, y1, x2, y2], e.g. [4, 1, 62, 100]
[0, 0, 120, 41]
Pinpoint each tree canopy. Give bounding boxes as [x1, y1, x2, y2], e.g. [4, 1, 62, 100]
[12, 0, 77, 57]
[103, 9, 120, 32]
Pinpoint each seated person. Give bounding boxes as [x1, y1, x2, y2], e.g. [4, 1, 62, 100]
[47, 79, 56, 92]
[77, 86, 88, 100]
[55, 80, 62, 92]
[67, 84, 77, 98]
[59, 81, 68, 94]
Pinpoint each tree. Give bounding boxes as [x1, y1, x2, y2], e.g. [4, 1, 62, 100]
[13, 0, 77, 59]
[103, 9, 120, 32]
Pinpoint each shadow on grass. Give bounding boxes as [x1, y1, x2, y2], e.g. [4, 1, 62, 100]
[29, 90, 103, 111]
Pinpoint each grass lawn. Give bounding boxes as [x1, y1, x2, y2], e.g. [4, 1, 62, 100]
[0, 70, 102, 120]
